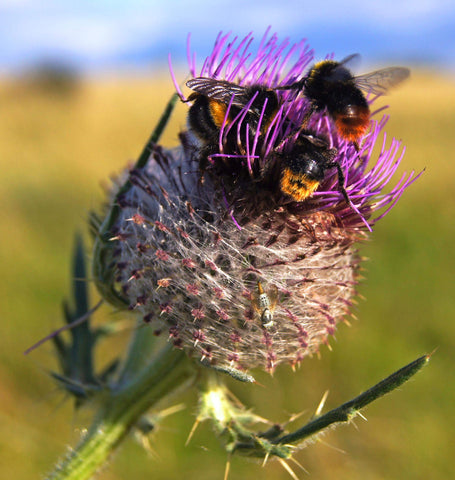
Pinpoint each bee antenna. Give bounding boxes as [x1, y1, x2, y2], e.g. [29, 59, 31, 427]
[275, 78, 306, 92]
[330, 161, 373, 232]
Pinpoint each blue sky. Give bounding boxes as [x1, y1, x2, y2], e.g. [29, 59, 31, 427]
[1, 0, 454, 75]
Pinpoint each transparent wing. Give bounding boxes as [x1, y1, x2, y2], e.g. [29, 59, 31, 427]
[186, 77, 252, 107]
[354, 67, 410, 96]
[299, 133, 330, 149]
[251, 292, 261, 314]
[267, 284, 279, 310]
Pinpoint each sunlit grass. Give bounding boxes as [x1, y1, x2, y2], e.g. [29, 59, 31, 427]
[1, 71, 453, 479]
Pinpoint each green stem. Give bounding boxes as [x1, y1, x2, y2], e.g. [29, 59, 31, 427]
[116, 321, 160, 385]
[92, 93, 178, 309]
[47, 345, 194, 480]
[274, 354, 430, 446]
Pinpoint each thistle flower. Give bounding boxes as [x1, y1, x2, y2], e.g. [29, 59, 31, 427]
[43, 29, 430, 480]
[94, 30, 419, 374]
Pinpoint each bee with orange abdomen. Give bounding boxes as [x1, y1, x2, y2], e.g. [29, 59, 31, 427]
[279, 55, 410, 148]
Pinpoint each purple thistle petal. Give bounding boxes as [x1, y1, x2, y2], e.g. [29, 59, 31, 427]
[222, 188, 242, 230]
[225, 33, 254, 79]
[186, 33, 196, 78]
[168, 54, 185, 101]
[219, 95, 236, 153]
[180, 29, 419, 230]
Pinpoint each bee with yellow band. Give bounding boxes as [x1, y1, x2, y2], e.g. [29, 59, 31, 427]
[279, 132, 339, 203]
[185, 77, 279, 148]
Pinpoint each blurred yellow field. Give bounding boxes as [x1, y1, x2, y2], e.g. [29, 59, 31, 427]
[1, 71, 454, 479]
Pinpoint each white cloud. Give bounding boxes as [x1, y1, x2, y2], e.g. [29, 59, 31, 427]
[0, 0, 453, 70]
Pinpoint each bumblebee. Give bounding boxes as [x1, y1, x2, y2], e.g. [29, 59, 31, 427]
[278, 131, 371, 229]
[252, 281, 278, 329]
[186, 77, 352, 206]
[279, 132, 342, 203]
[279, 55, 410, 147]
[185, 77, 279, 148]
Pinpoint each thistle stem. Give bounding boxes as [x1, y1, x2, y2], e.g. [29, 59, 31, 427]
[47, 344, 194, 480]
[274, 354, 430, 446]
[116, 321, 161, 385]
[92, 93, 178, 309]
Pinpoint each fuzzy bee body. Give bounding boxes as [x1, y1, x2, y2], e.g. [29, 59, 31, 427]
[186, 77, 279, 148]
[279, 132, 339, 203]
[279, 56, 410, 146]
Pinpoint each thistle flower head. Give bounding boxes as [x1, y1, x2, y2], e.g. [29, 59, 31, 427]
[94, 30, 420, 374]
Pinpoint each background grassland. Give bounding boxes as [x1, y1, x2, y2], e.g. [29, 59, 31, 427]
[0, 72, 454, 480]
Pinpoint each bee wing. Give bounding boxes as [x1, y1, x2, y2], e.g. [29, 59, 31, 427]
[251, 291, 262, 314]
[186, 77, 252, 107]
[299, 132, 330, 149]
[354, 67, 410, 96]
[268, 284, 279, 310]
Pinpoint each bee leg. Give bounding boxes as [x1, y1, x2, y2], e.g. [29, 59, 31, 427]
[329, 161, 350, 205]
[300, 102, 317, 130]
[330, 161, 372, 232]
[274, 78, 306, 93]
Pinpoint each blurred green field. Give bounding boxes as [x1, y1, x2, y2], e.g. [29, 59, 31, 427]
[1, 71, 454, 480]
